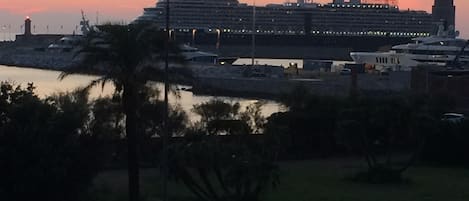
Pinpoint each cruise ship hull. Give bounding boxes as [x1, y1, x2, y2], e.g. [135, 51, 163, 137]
[173, 31, 414, 60]
[177, 31, 412, 48]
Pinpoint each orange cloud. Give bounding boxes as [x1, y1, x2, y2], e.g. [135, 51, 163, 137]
[0, 4, 45, 14]
[0, 2, 48, 13]
[21, 7, 48, 14]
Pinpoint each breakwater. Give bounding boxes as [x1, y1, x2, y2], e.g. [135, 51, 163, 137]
[0, 42, 73, 69]
[193, 71, 411, 98]
[0, 50, 73, 69]
[0, 35, 73, 69]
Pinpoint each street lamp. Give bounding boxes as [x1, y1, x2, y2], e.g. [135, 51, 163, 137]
[192, 29, 197, 45]
[216, 28, 221, 49]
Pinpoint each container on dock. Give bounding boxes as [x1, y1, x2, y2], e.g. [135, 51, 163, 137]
[303, 60, 333, 72]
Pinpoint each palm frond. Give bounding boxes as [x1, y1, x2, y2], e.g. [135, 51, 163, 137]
[82, 76, 113, 93]
[60, 23, 188, 99]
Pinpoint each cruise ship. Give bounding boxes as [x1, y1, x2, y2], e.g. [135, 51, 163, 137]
[134, 0, 437, 47]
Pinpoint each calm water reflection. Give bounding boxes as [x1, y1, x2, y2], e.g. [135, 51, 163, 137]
[0, 65, 283, 121]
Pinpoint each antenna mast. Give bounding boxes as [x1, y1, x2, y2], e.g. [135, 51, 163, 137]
[251, 0, 256, 66]
[80, 10, 91, 35]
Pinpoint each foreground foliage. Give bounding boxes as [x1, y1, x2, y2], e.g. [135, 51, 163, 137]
[0, 82, 106, 201]
[169, 100, 278, 201]
[0, 81, 187, 201]
[272, 87, 467, 183]
[91, 159, 469, 201]
[62, 23, 186, 201]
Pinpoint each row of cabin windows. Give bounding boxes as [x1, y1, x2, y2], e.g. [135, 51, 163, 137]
[395, 49, 469, 56]
[376, 57, 400, 64]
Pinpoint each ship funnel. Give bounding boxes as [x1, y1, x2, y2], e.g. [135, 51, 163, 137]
[432, 0, 455, 33]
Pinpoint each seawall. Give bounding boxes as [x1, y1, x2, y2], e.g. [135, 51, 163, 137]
[193, 71, 411, 98]
[0, 51, 73, 69]
[197, 45, 353, 60]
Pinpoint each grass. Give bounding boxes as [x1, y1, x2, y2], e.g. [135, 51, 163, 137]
[265, 159, 469, 201]
[91, 158, 469, 201]
[91, 169, 192, 201]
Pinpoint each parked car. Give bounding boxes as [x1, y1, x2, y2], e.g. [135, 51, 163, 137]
[441, 113, 465, 123]
[340, 68, 351, 75]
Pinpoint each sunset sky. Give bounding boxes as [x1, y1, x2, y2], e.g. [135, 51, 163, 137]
[0, 0, 468, 38]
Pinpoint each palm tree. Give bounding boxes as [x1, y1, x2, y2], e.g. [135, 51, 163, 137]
[60, 23, 182, 201]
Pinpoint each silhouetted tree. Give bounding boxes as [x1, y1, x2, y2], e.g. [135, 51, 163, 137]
[421, 119, 469, 166]
[337, 96, 430, 183]
[60, 23, 185, 201]
[274, 87, 344, 159]
[0, 82, 106, 201]
[192, 99, 241, 127]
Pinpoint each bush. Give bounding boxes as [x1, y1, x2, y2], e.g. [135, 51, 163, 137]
[169, 131, 279, 201]
[0, 83, 106, 201]
[421, 120, 469, 166]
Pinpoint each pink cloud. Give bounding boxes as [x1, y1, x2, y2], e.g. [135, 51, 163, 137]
[0, 0, 467, 38]
[0, 4, 41, 14]
[21, 7, 48, 14]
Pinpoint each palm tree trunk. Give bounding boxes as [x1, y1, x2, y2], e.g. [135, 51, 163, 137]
[124, 82, 140, 201]
[163, 1, 171, 200]
[399, 132, 426, 173]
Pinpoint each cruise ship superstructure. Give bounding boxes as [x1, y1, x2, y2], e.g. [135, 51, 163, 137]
[134, 0, 436, 51]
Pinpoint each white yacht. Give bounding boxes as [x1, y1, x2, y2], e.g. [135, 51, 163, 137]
[350, 35, 469, 71]
[180, 45, 238, 65]
[47, 36, 82, 52]
[180, 44, 218, 64]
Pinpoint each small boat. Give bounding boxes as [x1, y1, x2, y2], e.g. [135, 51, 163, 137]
[180, 44, 218, 64]
[47, 36, 82, 52]
[217, 57, 238, 65]
[180, 44, 238, 65]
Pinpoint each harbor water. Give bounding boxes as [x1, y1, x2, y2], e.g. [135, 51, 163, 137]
[0, 65, 284, 121]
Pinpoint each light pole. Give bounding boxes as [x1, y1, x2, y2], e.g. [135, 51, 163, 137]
[2, 25, 6, 42]
[251, 0, 256, 66]
[8, 24, 11, 41]
[163, 0, 170, 201]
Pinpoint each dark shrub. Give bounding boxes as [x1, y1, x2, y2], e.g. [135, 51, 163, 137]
[421, 120, 469, 166]
[0, 83, 105, 201]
